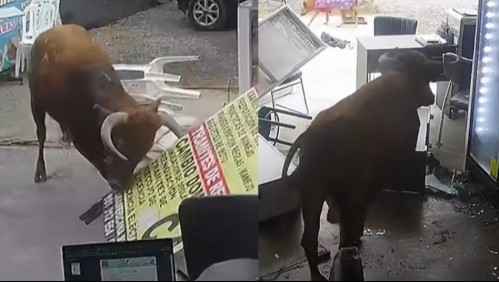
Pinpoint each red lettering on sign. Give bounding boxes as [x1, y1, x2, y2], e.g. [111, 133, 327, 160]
[0, 19, 17, 35]
[189, 124, 229, 196]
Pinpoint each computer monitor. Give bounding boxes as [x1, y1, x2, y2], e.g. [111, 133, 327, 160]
[62, 239, 175, 281]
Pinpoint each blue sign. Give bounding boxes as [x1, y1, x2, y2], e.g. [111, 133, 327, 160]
[0, 0, 31, 72]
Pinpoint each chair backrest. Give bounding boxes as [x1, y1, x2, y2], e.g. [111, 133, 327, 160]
[373, 16, 418, 36]
[179, 195, 258, 280]
[32, 0, 61, 25]
[30, 0, 60, 13]
[21, 2, 57, 42]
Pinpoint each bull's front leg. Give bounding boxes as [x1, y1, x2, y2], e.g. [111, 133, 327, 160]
[31, 98, 47, 183]
[301, 187, 328, 281]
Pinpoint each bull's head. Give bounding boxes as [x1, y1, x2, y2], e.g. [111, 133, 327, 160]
[88, 69, 187, 192]
[378, 49, 443, 107]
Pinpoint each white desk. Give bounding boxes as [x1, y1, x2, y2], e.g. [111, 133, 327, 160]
[356, 35, 456, 90]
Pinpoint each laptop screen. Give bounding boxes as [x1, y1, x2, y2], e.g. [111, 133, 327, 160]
[62, 239, 175, 281]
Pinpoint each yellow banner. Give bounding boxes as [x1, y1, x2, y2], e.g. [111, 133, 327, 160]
[491, 157, 498, 180]
[123, 88, 259, 252]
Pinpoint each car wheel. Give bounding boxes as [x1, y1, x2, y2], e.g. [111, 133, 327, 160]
[188, 0, 227, 31]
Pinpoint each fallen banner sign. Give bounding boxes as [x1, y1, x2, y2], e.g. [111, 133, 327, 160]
[103, 88, 259, 253]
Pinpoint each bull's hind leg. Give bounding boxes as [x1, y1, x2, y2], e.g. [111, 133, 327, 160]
[31, 98, 47, 183]
[59, 124, 72, 145]
[353, 204, 367, 243]
[301, 188, 328, 281]
[326, 196, 339, 224]
[338, 199, 367, 247]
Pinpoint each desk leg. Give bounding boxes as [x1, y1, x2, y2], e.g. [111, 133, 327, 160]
[356, 39, 368, 90]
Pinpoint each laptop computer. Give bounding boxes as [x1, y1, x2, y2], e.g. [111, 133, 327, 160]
[62, 239, 176, 281]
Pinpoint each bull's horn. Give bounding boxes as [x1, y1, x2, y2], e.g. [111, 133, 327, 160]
[159, 112, 187, 138]
[100, 112, 129, 161]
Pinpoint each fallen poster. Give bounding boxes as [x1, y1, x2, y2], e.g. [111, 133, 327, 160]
[103, 88, 259, 253]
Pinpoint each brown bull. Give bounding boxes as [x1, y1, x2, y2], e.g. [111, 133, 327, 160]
[281, 50, 442, 281]
[28, 24, 186, 192]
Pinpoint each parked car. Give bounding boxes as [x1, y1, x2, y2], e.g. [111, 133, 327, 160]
[177, 0, 244, 31]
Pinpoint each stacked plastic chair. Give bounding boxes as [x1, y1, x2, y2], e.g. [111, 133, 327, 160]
[114, 56, 202, 163]
[15, 0, 58, 78]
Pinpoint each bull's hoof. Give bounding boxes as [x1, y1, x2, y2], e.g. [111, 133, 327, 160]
[34, 165, 47, 183]
[34, 172, 47, 183]
[311, 273, 327, 281]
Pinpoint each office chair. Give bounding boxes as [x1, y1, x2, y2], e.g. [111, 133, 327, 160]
[179, 195, 258, 281]
[373, 16, 418, 36]
[258, 106, 312, 147]
[368, 16, 418, 82]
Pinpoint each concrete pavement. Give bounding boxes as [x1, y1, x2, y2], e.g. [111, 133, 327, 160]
[0, 147, 107, 281]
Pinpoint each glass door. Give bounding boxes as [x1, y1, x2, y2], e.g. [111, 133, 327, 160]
[469, 0, 499, 181]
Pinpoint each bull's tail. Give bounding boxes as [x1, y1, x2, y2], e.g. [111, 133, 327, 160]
[281, 132, 307, 182]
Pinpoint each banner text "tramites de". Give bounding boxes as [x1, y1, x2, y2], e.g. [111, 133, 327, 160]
[189, 124, 228, 195]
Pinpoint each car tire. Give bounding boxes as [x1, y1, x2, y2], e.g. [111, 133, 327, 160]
[188, 0, 227, 31]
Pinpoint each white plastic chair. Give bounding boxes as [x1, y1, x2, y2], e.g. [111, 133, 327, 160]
[31, 0, 61, 25]
[140, 108, 197, 164]
[115, 56, 201, 140]
[113, 55, 200, 83]
[130, 93, 183, 112]
[121, 79, 201, 100]
[15, 2, 56, 78]
[128, 93, 197, 128]
[158, 108, 197, 128]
